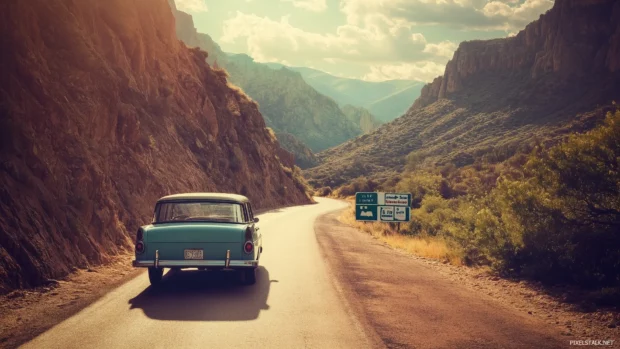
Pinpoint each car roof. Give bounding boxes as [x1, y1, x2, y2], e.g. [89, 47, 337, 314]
[156, 192, 250, 204]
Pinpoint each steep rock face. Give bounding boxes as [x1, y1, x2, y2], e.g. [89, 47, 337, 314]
[411, 77, 442, 110]
[168, 0, 224, 65]
[414, 0, 620, 110]
[307, 0, 620, 187]
[0, 0, 310, 292]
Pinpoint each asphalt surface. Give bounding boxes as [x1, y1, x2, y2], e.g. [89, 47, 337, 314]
[21, 198, 371, 349]
[21, 198, 568, 349]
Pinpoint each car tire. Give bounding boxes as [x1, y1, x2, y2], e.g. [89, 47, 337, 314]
[240, 268, 256, 285]
[148, 267, 164, 286]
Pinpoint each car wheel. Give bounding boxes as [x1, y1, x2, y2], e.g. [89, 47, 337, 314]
[148, 267, 164, 286]
[239, 268, 256, 285]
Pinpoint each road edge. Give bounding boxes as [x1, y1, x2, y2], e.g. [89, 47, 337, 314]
[313, 201, 387, 349]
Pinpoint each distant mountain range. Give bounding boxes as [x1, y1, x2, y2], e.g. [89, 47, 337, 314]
[265, 64, 424, 123]
[223, 54, 362, 152]
[169, 5, 389, 165]
[306, 0, 620, 187]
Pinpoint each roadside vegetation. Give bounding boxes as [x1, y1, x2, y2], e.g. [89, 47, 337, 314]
[331, 108, 620, 303]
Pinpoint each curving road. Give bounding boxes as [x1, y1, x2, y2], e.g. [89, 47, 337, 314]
[21, 198, 371, 349]
[21, 198, 567, 349]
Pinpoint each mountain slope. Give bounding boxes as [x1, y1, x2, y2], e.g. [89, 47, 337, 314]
[223, 54, 362, 152]
[341, 105, 382, 133]
[274, 132, 318, 168]
[364, 84, 424, 123]
[0, 0, 310, 292]
[267, 65, 424, 122]
[169, 7, 362, 154]
[306, 0, 620, 187]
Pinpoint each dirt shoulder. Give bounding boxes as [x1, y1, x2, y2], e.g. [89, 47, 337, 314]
[315, 210, 619, 349]
[0, 253, 141, 349]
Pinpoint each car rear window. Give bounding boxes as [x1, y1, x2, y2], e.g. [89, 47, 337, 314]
[156, 201, 246, 224]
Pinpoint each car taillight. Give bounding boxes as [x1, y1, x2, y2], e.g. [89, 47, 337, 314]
[244, 241, 254, 254]
[135, 241, 145, 254]
[136, 229, 144, 242]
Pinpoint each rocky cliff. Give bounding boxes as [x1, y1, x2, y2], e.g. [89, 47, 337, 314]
[0, 0, 311, 292]
[168, 0, 225, 66]
[307, 0, 620, 187]
[413, 0, 620, 110]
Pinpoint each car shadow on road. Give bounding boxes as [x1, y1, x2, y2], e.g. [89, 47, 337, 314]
[128, 267, 274, 321]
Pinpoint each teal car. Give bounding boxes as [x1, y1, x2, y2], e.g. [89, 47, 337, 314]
[132, 193, 262, 286]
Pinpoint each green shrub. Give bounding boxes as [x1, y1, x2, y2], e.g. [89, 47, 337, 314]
[335, 176, 379, 197]
[395, 171, 442, 208]
[392, 109, 620, 287]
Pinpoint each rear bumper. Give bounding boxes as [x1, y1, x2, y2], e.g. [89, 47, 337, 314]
[132, 260, 258, 268]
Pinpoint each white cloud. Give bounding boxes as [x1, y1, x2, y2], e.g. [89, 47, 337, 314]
[423, 41, 458, 59]
[340, 0, 553, 32]
[363, 62, 446, 82]
[220, 0, 552, 81]
[221, 12, 451, 64]
[175, 0, 208, 13]
[281, 0, 327, 12]
[482, 0, 552, 29]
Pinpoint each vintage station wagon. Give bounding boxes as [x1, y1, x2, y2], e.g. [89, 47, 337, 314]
[132, 193, 262, 285]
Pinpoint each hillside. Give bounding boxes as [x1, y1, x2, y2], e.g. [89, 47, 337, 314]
[267, 65, 424, 122]
[341, 105, 382, 133]
[0, 0, 311, 292]
[223, 55, 362, 152]
[306, 0, 620, 187]
[169, 6, 362, 155]
[274, 132, 318, 169]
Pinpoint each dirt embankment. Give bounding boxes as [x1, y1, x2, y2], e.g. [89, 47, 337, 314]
[0, 0, 311, 294]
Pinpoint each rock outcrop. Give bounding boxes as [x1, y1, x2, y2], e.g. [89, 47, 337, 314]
[0, 0, 311, 292]
[168, 0, 225, 66]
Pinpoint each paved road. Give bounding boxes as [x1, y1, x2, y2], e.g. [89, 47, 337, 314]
[22, 198, 371, 349]
[22, 198, 567, 349]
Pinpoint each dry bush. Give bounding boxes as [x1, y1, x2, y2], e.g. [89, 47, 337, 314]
[314, 186, 332, 197]
[339, 201, 463, 265]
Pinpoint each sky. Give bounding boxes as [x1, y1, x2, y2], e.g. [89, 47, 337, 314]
[175, 0, 554, 82]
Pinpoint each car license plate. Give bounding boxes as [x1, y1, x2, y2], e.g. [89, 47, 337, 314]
[184, 249, 203, 260]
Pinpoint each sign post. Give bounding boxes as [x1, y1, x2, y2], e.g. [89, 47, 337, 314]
[355, 192, 411, 222]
